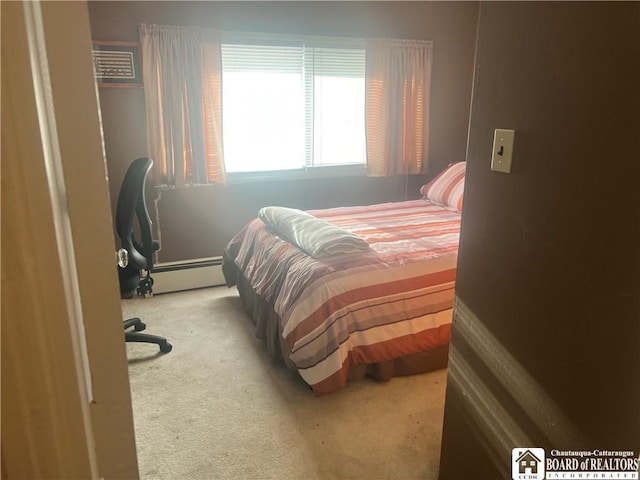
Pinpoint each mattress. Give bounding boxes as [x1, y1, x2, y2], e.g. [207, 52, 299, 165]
[223, 199, 461, 395]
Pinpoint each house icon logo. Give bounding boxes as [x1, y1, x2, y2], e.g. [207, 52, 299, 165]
[512, 448, 545, 480]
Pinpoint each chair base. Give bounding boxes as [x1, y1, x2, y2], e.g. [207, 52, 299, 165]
[124, 317, 172, 353]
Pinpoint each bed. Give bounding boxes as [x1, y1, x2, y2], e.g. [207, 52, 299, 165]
[223, 162, 465, 395]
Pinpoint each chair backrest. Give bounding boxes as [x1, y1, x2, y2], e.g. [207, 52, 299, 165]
[115, 157, 156, 286]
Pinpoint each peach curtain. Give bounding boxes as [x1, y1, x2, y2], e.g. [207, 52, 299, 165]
[140, 24, 225, 186]
[365, 39, 432, 177]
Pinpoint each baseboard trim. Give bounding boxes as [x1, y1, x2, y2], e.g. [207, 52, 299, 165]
[151, 257, 226, 294]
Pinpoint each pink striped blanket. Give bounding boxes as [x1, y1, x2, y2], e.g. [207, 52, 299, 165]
[223, 199, 461, 395]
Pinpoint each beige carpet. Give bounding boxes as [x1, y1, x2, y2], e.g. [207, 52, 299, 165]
[123, 286, 447, 479]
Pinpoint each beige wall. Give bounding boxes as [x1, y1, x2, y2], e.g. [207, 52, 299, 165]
[88, 1, 479, 262]
[439, 3, 640, 478]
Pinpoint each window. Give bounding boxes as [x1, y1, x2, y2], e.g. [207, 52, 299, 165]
[221, 35, 366, 176]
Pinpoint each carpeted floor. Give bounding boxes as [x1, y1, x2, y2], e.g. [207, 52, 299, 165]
[123, 286, 447, 479]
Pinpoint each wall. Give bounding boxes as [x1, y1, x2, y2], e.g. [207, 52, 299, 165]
[439, 3, 639, 478]
[88, 1, 479, 262]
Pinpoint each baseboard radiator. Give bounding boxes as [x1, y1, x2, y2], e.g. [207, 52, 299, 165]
[150, 257, 227, 294]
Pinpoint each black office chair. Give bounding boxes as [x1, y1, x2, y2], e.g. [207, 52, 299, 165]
[116, 157, 172, 353]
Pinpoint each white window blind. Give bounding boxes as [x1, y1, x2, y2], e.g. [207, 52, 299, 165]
[221, 37, 366, 174]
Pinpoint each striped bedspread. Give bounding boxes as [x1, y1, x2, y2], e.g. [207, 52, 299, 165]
[224, 199, 461, 395]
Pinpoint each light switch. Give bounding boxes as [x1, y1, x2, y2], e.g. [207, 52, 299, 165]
[491, 129, 515, 173]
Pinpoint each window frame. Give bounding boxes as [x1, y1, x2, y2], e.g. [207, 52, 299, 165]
[220, 31, 368, 181]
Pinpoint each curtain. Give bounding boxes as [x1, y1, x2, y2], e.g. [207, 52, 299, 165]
[365, 39, 432, 177]
[139, 24, 225, 186]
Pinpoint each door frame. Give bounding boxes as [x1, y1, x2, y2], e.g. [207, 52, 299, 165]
[1, 1, 138, 477]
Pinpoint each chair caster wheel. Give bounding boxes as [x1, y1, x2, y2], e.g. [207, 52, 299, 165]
[134, 322, 146, 332]
[160, 342, 172, 353]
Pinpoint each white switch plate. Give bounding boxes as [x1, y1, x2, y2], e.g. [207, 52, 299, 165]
[491, 129, 515, 173]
